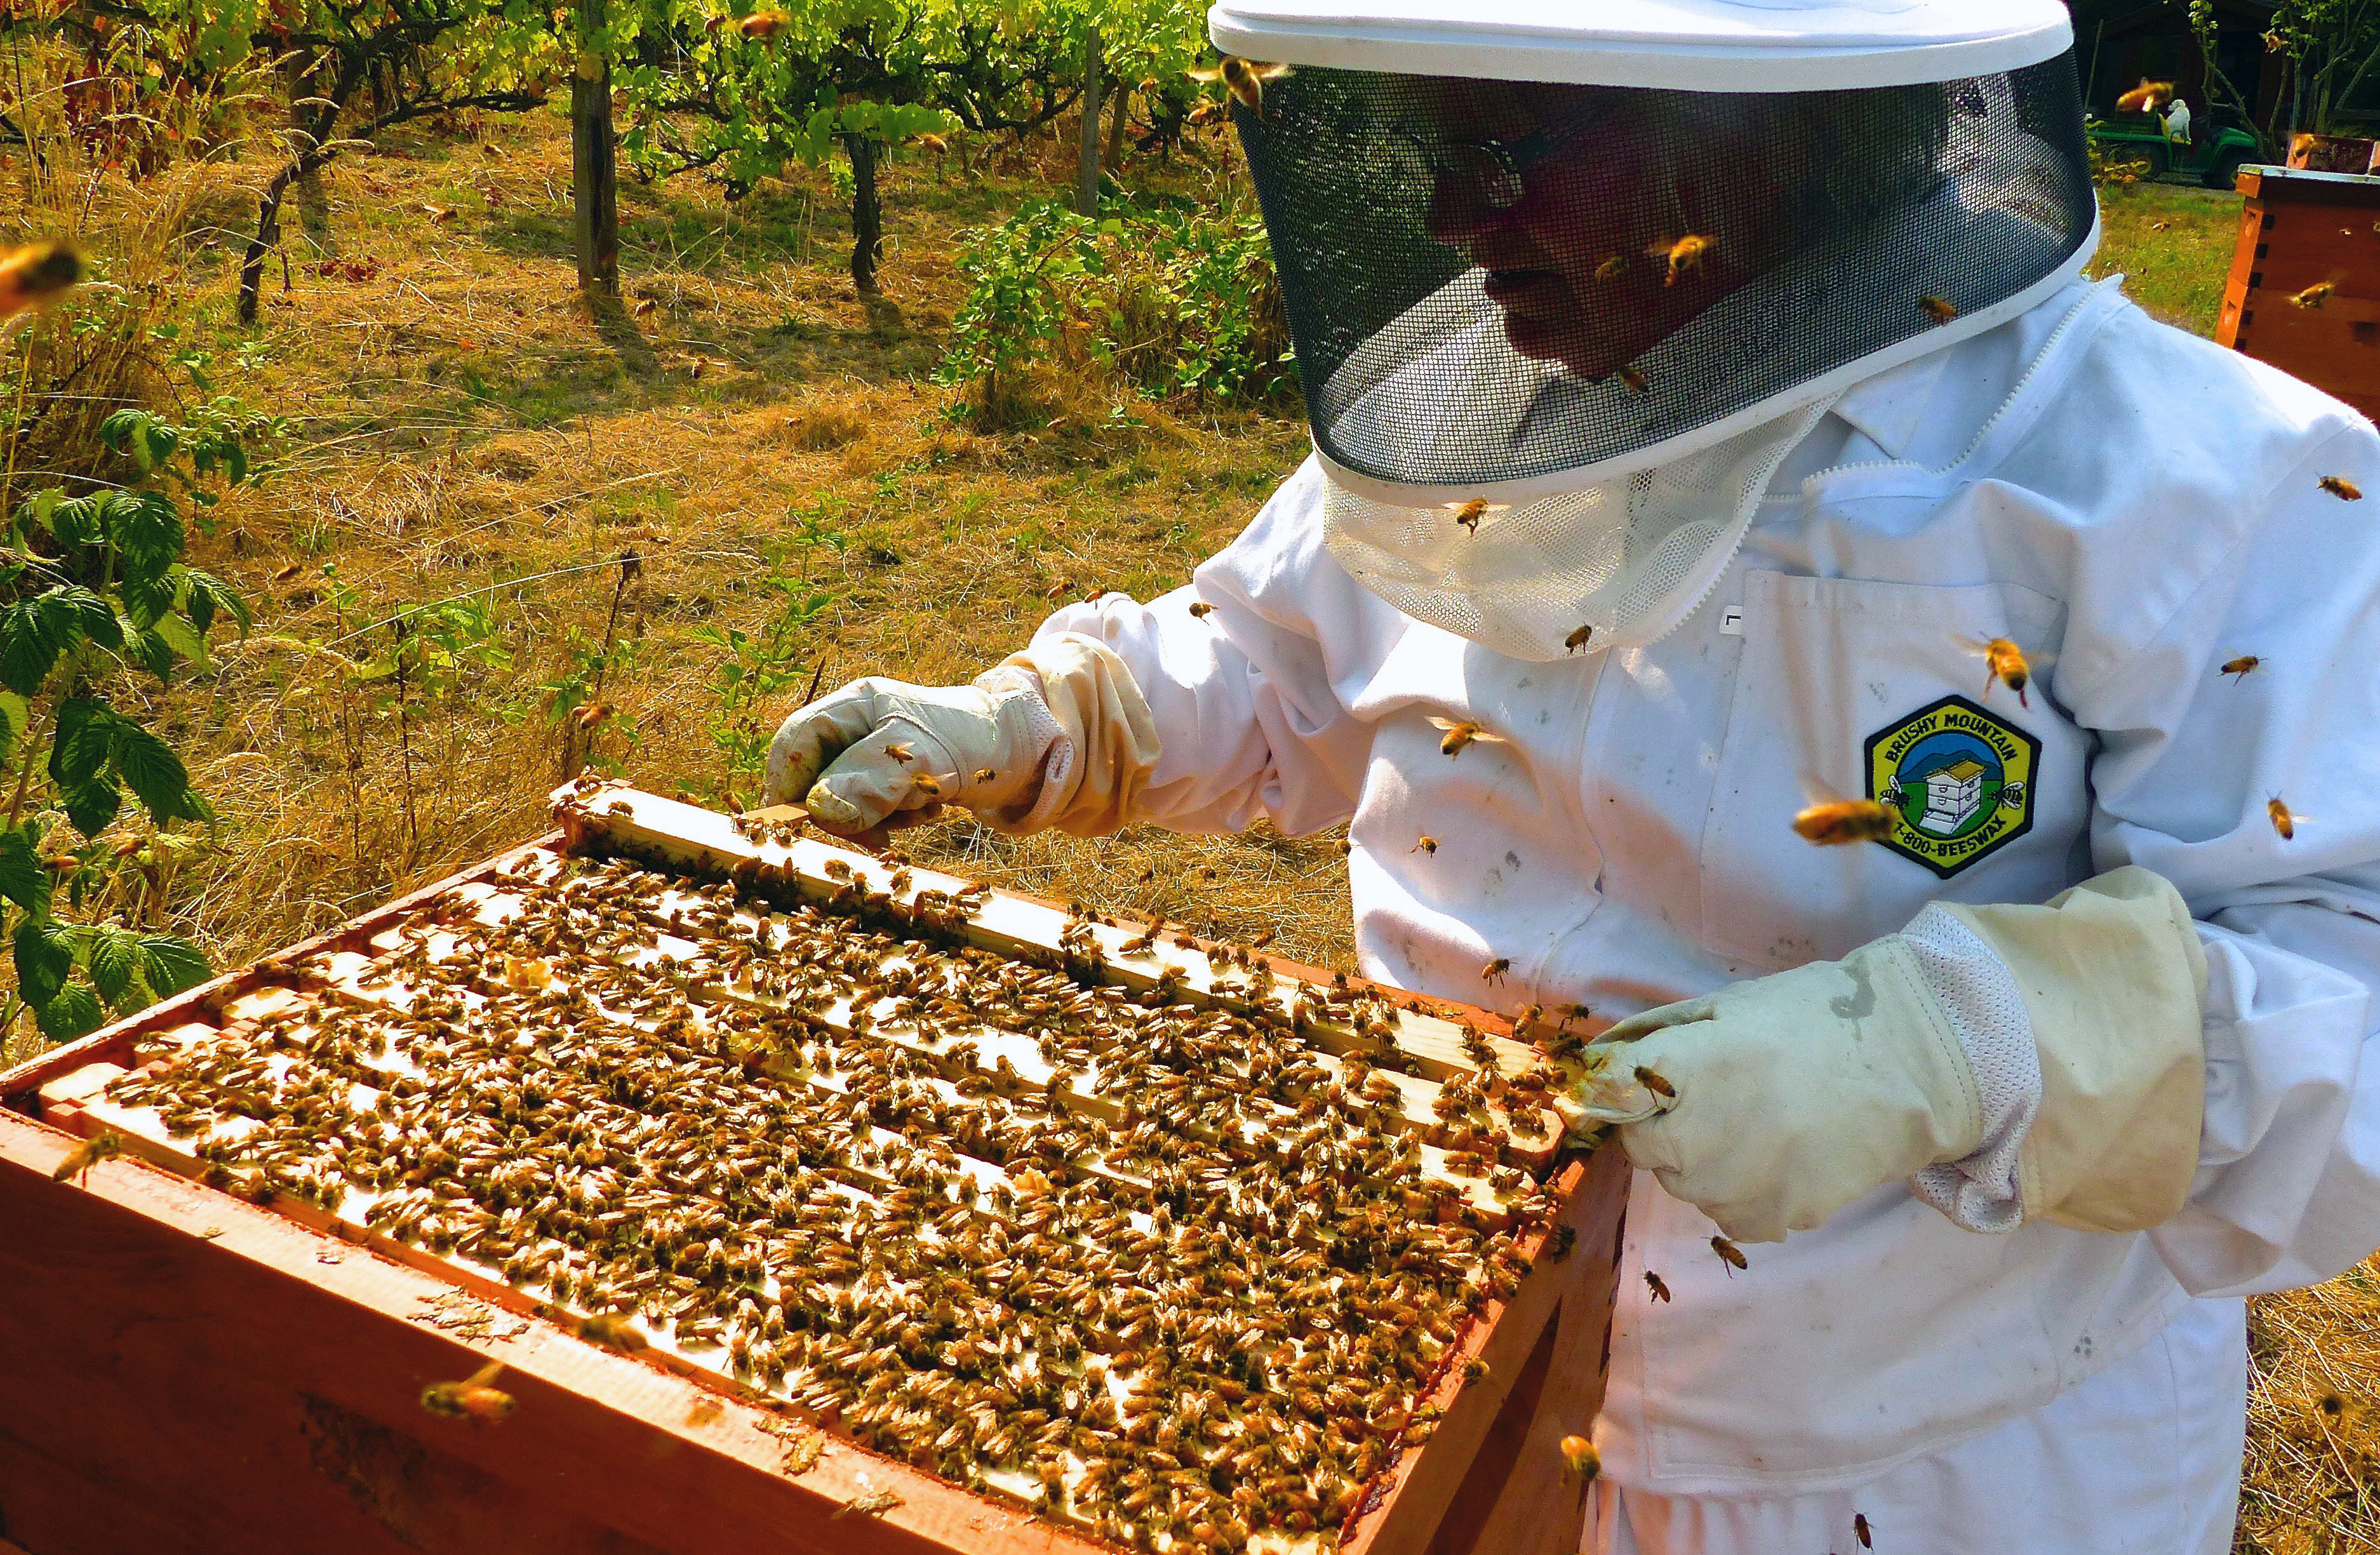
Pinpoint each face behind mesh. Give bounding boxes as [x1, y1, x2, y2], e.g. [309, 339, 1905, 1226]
[1235, 57, 2096, 492]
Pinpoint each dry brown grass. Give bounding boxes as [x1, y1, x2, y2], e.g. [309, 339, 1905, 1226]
[1, 96, 2370, 1545]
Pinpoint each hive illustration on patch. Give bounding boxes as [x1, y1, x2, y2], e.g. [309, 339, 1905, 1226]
[1862, 694, 2039, 877]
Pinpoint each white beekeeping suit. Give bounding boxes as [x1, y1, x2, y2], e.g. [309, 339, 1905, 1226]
[764, 4, 2380, 1551]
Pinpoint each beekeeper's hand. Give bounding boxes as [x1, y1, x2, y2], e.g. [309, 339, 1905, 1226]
[1568, 867, 2208, 1244]
[762, 634, 1161, 837]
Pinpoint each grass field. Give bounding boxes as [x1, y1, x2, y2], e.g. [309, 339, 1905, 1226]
[8, 113, 2369, 1551]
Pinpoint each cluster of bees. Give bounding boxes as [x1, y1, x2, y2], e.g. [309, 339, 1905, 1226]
[103, 848, 1563, 1552]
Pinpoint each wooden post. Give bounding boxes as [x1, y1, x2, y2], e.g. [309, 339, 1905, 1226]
[1076, 28, 1102, 216]
[572, 4, 619, 297]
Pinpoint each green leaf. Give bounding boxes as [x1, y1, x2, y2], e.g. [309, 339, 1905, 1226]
[35, 980, 104, 1043]
[0, 824, 46, 916]
[127, 629, 175, 683]
[0, 598, 64, 695]
[50, 698, 115, 789]
[136, 934, 210, 996]
[14, 918, 75, 1005]
[115, 725, 195, 823]
[88, 929, 140, 1006]
[149, 611, 207, 671]
[55, 585, 123, 652]
[60, 777, 120, 838]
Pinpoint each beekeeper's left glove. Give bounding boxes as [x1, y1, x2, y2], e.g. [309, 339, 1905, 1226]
[1570, 867, 2208, 1244]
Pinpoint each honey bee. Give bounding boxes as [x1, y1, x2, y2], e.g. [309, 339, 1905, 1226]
[1252, 928, 1276, 947]
[2293, 281, 2336, 309]
[1481, 958, 1510, 985]
[912, 773, 944, 800]
[2269, 796, 2304, 840]
[1189, 601, 1215, 618]
[739, 10, 788, 36]
[1427, 717, 1506, 757]
[578, 1311, 648, 1352]
[2322, 474, 2363, 500]
[271, 563, 304, 582]
[832, 1486, 906, 1519]
[906, 132, 949, 154]
[1187, 57, 1294, 116]
[1593, 255, 1626, 281]
[570, 700, 613, 730]
[420, 203, 457, 225]
[1412, 836, 1438, 856]
[688, 355, 714, 380]
[2221, 655, 2263, 681]
[972, 767, 997, 784]
[1647, 234, 1714, 286]
[1855, 1511, 1875, 1549]
[0, 241, 79, 317]
[2116, 77, 2176, 114]
[1615, 363, 1649, 394]
[1792, 796, 1897, 846]
[1643, 1270, 1671, 1302]
[1955, 633, 2042, 707]
[420, 1359, 516, 1422]
[1633, 1065, 1675, 1100]
[883, 742, 916, 764]
[1919, 294, 1957, 324]
[51, 1129, 124, 1185]
[1710, 1234, 1747, 1272]
[1558, 1434, 1601, 1484]
[1565, 623, 1594, 653]
[1444, 498, 1508, 534]
[503, 956, 552, 992]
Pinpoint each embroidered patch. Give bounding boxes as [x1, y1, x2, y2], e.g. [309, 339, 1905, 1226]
[1862, 695, 2039, 878]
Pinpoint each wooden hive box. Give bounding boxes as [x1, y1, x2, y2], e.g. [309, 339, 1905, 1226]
[0, 782, 1629, 1555]
[2217, 163, 2380, 422]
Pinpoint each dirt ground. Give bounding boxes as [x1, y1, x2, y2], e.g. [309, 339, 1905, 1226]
[5, 108, 2366, 1550]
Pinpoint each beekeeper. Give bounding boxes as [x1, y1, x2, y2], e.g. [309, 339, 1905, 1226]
[763, 3, 2380, 1550]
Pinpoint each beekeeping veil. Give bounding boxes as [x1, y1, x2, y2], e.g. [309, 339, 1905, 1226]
[1210, 0, 2097, 659]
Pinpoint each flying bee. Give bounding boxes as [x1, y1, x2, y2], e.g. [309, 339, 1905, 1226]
[1919, 294, 1957, 324]
[1711, 1234, 1747, 1272]
[1955, 632, 2046, 707]
[1428, 717, 1507, 757]
[1412, 836, 1438, 856]
[570, 700, 613, 730]
[1644, 1270, 1671, 1302]
[883, 742, 916, 764]
[1481, 958, 1510, 985]
[739, 10, 788, 36]
[1445, 497, 1508, 534]
[1855, 1511, 1875, 1549]
[420, 1359, 515, 1422]
[1633, 1065, 1675, 1100]
[973, 767, 998, 784]
[1647, 233, 1714, 286]
[2269, 796, 2304, 840]
[1791, 791, 1897, 846]
[907, 132, 949, 153]
[2293, 281, 2336, 309]
[51, 1129, 124, 1185]
[912, 773, 944, 799]
[1565, 623, 1594, 653]
[1615, 363, 1649, 394]
[1189, 601, 1215, 618]
[0, 241, 79, 318]
[1593, 255, 1626, 281]
[1187, 57, 1294, 116]
[1558, 1434, 1601, 1484]
[578, 1312, 648, 1352]
[2322, 474, 2363, 500]
[2221, 655, 2263, 681]
[2116, 77, 2176, 114]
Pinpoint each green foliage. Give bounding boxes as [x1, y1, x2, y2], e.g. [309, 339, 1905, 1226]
[695, 565, 834, 796]
[939, 196, 1293, 422]
[2188, 0, 2380, 150]
[0, 407, 264, 1043]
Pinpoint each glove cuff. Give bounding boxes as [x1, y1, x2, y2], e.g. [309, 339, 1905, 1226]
[1902, 904, 2043, 1234]
[975, 634, 1161, 837]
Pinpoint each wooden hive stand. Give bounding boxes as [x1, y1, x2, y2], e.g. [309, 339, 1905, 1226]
[0, 784, 1629, 1555]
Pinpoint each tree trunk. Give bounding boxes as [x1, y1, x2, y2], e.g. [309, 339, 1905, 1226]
[1106, 76, 1128, 174]
[237, 163, 299, 324]
[1076, 27, 1102, 215]
[845, 131, 882, 294]
[572, 48, 619, 293]
[284, 53, 333, 258]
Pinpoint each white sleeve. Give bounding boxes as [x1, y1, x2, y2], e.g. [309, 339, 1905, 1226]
[1026, 458, 1382, 837]
[2068, 422, 2380, 1297]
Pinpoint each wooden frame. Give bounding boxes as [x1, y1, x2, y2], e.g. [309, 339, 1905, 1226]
[1, 785, 1628, 1555]
[2218, 164, 2380, 423]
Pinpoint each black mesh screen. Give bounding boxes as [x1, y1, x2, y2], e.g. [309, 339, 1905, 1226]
[1234, 54, 2094, 488]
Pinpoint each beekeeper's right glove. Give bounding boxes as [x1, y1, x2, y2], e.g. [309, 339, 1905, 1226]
[762, 632, 1160, 837]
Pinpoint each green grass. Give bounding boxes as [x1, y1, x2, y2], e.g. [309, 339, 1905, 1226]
[2087, 179, 2242, 337]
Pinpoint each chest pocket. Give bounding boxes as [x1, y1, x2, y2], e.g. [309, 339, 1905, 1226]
[1697, 570, 2087, 971]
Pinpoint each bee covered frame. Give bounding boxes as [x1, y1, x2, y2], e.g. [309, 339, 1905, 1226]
[0, 784, 1629, 1555]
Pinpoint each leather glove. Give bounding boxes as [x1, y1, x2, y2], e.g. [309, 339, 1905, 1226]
[1570, 867, 2207, 1243]
[762, 633, 1161, 837]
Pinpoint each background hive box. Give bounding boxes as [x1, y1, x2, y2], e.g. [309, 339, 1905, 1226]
[2218, 163, 2380, 422]
[0, 784, 1629, 1555]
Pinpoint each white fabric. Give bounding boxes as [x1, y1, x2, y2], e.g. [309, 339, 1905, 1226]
[1320, 399, 1835, 660]
[2165, 99, 2193, 145]
[1207, 0, 2072, 91]
[1033, 274, 2380, 1495]
[763, 674, 1064, 830]
[1903, 902, 2042, 1232]
[1585, 1295, 2246, 1554]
